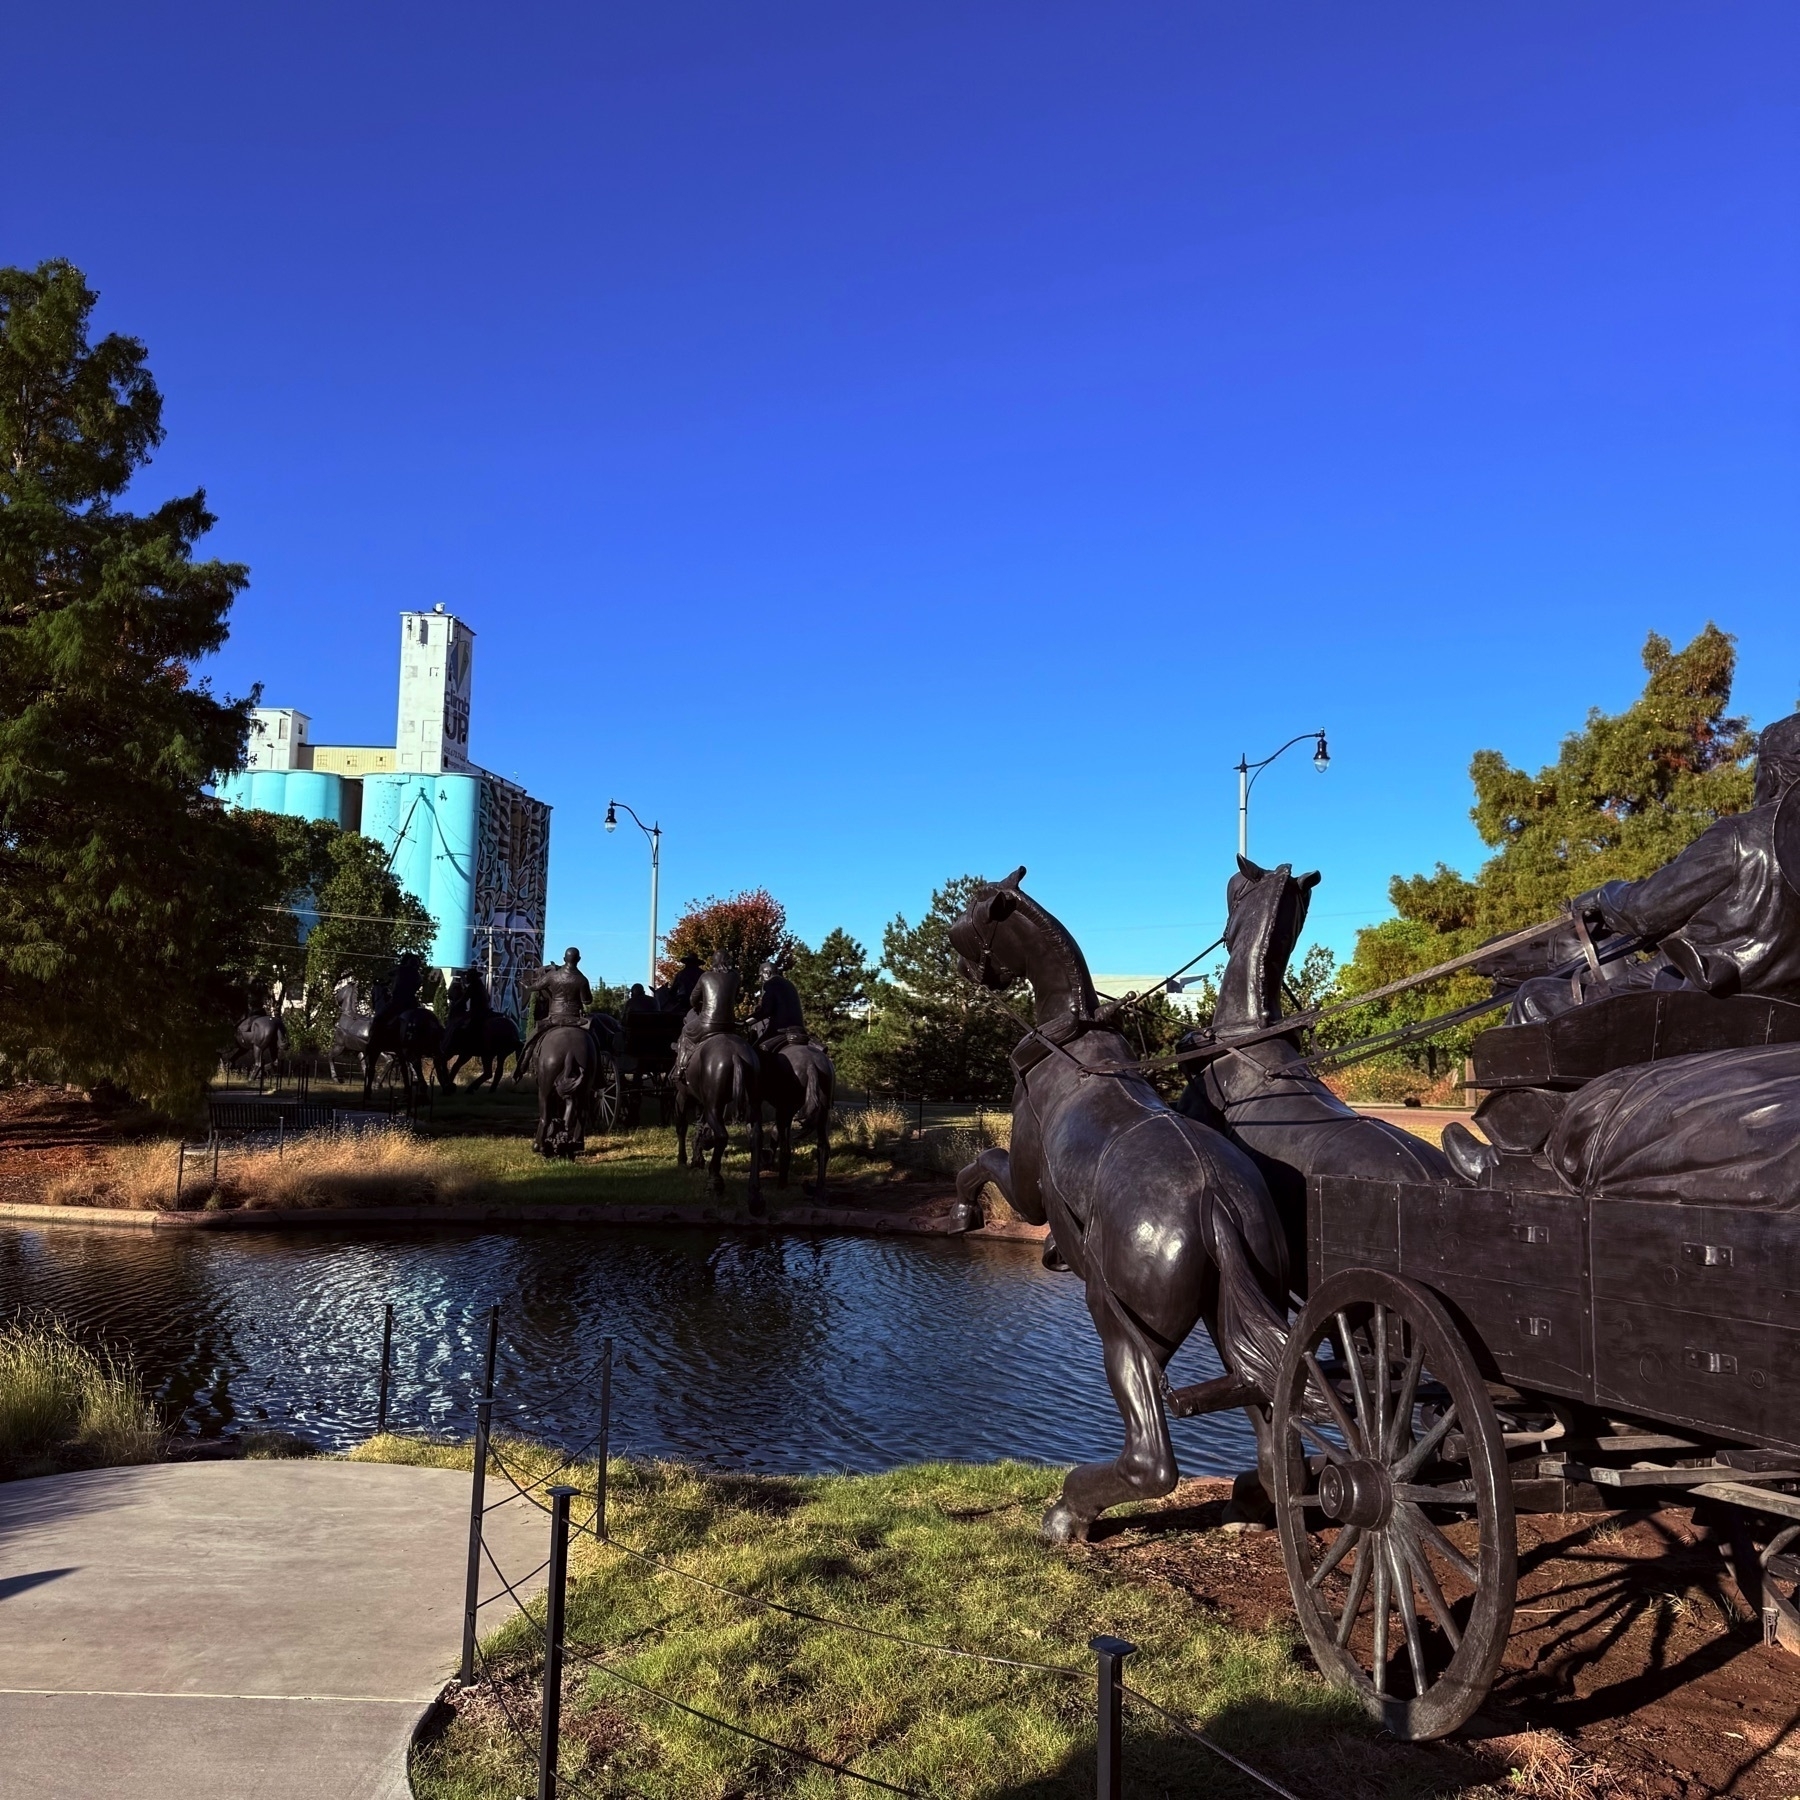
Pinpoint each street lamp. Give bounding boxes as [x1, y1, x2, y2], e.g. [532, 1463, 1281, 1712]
[604, 800, 662, 988]
[1235, 731, 1329, 859]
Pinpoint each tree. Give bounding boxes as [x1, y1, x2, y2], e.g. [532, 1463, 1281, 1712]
[861, 875, 1029, 1101]
[1338, 626, 1756, 1066]
[0, 260, 281, 1108]
[249, 819, 435, 1042]
[659, 889, 794, 1011]
[788, 928, 874, 1062]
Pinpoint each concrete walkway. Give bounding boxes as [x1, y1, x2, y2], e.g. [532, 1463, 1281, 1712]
[0, 1459, 553, 1800]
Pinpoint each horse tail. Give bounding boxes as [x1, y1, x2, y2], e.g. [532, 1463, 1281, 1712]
[730, 1051, 750, 1123]
[552, 1049, 585, 1104]
[1203, 1198, 1290, 1405]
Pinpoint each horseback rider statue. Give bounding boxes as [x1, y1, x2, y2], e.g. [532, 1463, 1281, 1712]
[747, 956, 808, 1053]
[1509, 712, 1800, 1023]
[371, 951, 425, 1034]
[662, 951, 704, 1014]
[517, 947, 592, 1075]
[669, 952, 739, 1089]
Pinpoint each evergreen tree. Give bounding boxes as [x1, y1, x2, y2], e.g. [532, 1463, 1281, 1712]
[1339, 626, 1756, 1063]
[253, 819, 434, 1039]
[787, 927, 874, 1063]
[0, 260, 279, 1107]
[862, 876, 1028, 1101]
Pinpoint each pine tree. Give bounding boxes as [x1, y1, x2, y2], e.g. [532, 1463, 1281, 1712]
[862, 876, 1028, 1101]
[251, 818, 435, 1040]
[0, 260, 278, 1107]
[1339, 626, 1756, 1062]
[787, 927, 874, 1063]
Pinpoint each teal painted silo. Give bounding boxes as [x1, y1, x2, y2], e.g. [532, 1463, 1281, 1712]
[361, 773, 478, 969]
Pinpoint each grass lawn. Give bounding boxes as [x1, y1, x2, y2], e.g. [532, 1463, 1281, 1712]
[354, 1435, 1400, 1800]
[432, 1123, 917, 1210]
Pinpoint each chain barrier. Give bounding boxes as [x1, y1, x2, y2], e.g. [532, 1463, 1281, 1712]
[469, 1636, 648, 1800]
[1122, 1683, 1306, 1800]
[559, 1635, 927, 1797]
[379, 1298, 1305, 1799]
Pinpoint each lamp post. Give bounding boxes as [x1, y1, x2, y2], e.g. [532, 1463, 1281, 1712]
[1236, 731, 1329, 858]
[604, 801, 661, 988]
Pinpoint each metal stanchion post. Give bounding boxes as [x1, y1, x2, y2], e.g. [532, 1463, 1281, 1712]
[173, 1143, 184, 1206]
[537, 1486, 576, 1800]
[1090, 1635, 1135, 1800]
[459, 1382, 493, 1686]
[376, 1302, 395, 1434]
[458, 1307, 502, 1687]
[595, 1337, 613, 1540]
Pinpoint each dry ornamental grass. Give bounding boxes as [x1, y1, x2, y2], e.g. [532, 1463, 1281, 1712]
[42, 1125, 482, 1212]
[0, 1317, 163, 1479]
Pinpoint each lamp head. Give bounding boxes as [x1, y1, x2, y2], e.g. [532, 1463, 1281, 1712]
[604, 803, 617, 832]
[1313, 733, 1330, 773]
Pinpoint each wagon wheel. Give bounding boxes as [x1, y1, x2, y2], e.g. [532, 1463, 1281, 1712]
[1271, 1268, 1516, 1740]
[589, 1053, 623, 1135]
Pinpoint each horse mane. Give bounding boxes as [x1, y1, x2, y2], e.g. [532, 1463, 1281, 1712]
[1006, 886, 1101, 1021]
[1217, 865, 1295, 1035]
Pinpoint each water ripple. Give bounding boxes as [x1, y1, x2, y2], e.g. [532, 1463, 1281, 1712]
[0, 1225, 1257, 1476]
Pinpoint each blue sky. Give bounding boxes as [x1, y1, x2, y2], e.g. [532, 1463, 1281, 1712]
[7, 4, 1797, 985]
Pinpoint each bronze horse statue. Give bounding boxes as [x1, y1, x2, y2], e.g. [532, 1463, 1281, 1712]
[438, 970, 522, 1090]
[949, 868, 1291, 1543]
[328, 966, 441, 1111]
[1178, 857, 1451, 1281]
[670, 958, 764, 1212]
[529, 1018, 598, 1155]
[758, 1038, 836, 1194]
[230, 1003, 288, 1089]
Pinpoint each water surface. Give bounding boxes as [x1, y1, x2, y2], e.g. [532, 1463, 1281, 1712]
[0, 1224, 1256, 1476]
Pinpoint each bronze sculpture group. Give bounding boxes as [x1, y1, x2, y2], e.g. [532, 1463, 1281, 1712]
[951, 711, 1800, 1739]
[500, 943, 834, 1184]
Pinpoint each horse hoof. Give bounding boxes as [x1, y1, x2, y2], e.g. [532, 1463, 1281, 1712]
[1039, 1500, 1087, 1544]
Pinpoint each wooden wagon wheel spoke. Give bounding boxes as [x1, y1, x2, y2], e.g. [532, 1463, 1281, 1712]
[1405, 1502, 1482, 1584]
[1304, 1350, 1366, 1455]
[1334, 1533, 1374, 1647]
[1394, 1403, 1458, 1480]
[1385, 1336, 1426, 1462]
[1373, 1305, 1390, 1458]
[1296, 1417, 1352, 1465]
[1307, 1523, 1362, 1590]
[1334, 1309, 1377, 1440]
[1371, 1541, 1391, 1693]
[1387, 1535, 1430, 1696]
[1393, 1514, 1463, 1649]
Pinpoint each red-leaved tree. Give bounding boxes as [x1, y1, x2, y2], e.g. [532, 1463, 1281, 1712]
[659, 889, 794, 1007]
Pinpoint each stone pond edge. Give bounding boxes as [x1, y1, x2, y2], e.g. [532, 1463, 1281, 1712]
[0, 1196, 1050, 1242]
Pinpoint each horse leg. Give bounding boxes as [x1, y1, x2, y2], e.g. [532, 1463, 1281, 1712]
[774, 1109, 792, 1188]
[812, 1108, 829, 1196]
[675, 1088, 690, 1166]
[706, 1103, 726, 1196]
[1043, 1292, 1178, 1543]
[745, 1102, 763, 1217]
[956, 1147, 1018, 1216]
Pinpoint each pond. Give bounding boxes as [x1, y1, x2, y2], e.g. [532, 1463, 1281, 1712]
[0, 1224, 1257, 1477]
